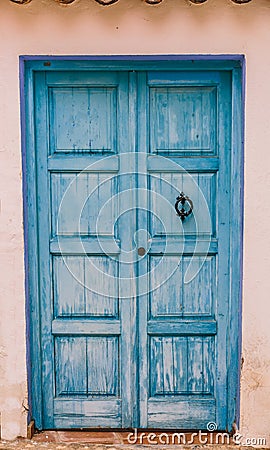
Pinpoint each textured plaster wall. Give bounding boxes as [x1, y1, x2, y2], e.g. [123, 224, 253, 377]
[0, 0, 270, 442]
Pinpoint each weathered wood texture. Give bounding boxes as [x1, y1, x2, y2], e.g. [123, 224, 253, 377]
[27, 64, 241, 430]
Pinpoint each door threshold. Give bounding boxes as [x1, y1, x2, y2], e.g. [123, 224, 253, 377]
[32, 430, 235, 445]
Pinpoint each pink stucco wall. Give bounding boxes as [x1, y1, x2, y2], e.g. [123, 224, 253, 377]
[0, 0, 270, 443]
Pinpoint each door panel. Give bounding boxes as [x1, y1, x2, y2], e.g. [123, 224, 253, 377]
[149, 255, 215, 317]
[53, 256, 119, 317]
[49, 86, 117, 153]
[150, 336, 215, 395]
[51, 172, 118, 236]
[32, 66, 237, 430]
[149, 172, 216, 235]
[150, 86, 217, 154]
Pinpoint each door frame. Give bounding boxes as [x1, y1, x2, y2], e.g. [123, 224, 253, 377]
[20, 55, 245, 431]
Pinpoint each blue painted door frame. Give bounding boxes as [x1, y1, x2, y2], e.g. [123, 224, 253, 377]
[21, 57, 244, 432]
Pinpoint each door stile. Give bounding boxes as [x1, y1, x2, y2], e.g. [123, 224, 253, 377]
[136, 71, 149, 427]
[227, 67, 243, 430]
[214, 72, 232, 429]
[34, 71, 55, 428]
[118, 71, 138, 427]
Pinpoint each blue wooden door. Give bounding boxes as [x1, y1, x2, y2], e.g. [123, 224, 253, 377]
[136, 70, 231, 429]
[31, 64, 239, 430]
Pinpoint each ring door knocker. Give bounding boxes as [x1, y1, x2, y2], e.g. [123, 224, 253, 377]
[175, 192, 193, 221]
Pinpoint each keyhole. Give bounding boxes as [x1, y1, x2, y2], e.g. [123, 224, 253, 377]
[138, 247, 146, 256]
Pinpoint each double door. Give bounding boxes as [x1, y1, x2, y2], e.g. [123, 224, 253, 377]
[31, 64, 239, 430]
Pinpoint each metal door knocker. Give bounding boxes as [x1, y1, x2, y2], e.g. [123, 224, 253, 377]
[175, 192, 193, 221]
